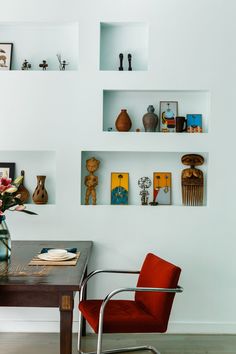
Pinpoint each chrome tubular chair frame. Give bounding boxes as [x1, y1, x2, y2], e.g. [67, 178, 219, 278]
[78, 269, 183, 354]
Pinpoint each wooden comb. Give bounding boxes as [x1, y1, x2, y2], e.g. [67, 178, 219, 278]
[181, 154, 204, 206]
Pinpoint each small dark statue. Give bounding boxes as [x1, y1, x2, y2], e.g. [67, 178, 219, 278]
[128, 53, 132, 71]
[57, 54, 69, 71]
[118, 53, 124, 71]
[138, 176, 151, 205]
[39, 60, 48, 70]
[21, 59, 31, 70]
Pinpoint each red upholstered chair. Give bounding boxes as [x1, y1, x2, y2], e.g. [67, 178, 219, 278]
[78, 253, 183, 354]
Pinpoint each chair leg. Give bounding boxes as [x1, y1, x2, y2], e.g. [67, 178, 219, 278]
[77, 309, 83, 352]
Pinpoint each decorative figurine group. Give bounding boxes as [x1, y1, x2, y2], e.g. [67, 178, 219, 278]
[21, 54, 69, 71]
[84, 154, 205, 206]
[118, 53, 132, 71]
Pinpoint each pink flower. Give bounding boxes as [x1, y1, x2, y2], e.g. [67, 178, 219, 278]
[0, 177, 13, 193]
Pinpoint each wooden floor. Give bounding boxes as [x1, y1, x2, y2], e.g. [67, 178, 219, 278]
[0, 333, 236, 354]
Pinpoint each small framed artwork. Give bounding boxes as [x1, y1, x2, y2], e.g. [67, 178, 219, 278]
[0, 163, 15, 180]
[159, 101, 178, 132]
[152, 172, 171, 205]
[186, 114, 202, 133]
[0, 43, 13, 70]
[111, 172, 129, 205]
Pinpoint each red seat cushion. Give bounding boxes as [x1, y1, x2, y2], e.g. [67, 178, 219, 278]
[79, 299, 165, 333]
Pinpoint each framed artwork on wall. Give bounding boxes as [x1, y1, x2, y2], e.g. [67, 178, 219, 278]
[152, 172, 171, 205]
[159, 101, 178, 132]
[0, 43, 13, 70]
[0, 163, 15, 179]
[111, 172, 129, 205]
[186, 114, 202, 133]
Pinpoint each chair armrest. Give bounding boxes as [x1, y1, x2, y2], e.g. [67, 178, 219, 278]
[104, 285, 183, 303]
[80, 269, 140, 301]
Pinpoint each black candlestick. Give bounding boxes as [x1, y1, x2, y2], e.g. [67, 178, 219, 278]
[128, 53, 132, 71]
[119, 53, 124, 71]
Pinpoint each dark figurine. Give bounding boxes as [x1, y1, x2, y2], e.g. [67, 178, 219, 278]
[39, 60, 48, 70]
[21, 59, 31, 70]
[128, 53, 132, 71]
[119, 53, 124, 71]
[57, 54, 69, 71]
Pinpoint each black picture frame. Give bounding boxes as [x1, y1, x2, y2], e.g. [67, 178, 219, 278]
[0, 43, 13, 70]
[0, 163, 15, 180]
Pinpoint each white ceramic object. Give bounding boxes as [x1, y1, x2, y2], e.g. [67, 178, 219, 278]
[38, 252, 76, 262]
[47, 249, 67, 257]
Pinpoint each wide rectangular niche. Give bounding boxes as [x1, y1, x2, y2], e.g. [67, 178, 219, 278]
[103, 90, 210, 132]
[81, 151, 208, 206]
[0, 22, 78, 71]
[0, 151, 56, 204]
[100, 22, 148, 71]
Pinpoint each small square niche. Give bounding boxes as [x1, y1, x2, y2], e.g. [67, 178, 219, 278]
[100, 22, 148, 71]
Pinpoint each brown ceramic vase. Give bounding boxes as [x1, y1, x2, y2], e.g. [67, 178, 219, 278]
[17, 170, 30, 203]
[32, 175, 48, 204]
[115, 109, 132, 132]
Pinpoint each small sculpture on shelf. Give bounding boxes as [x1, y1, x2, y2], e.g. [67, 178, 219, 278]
[138, 176, 151, 205]
[56, 54, 69, 71]
[15, 170, 30, 203]
[32, 175, 48, 204]
[128, 53, 132, 71]
[21, 59, 31, 70]
[39, 60, 48, 70]
[181, 154, 204, 206]
[142, 105, 159, 132]
[84, 157, 100, 205]
[115, 109, 132, 131]
[118, 53, 124, 71]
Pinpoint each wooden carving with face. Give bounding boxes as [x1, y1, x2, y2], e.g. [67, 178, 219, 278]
[84, 157, 100, 205]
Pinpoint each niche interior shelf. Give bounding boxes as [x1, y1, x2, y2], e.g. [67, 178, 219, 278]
[103, 90, 210, 133]
[100, 22, 148, 71]
[0, 22, 78, 71]
[0, 151, 56, 204]
[81, 151, 208, 206]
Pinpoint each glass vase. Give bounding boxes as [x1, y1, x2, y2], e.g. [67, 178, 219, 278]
[0, 218, 11, 261]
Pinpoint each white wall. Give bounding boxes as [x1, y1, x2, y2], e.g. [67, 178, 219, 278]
[0, 0, 235, 334]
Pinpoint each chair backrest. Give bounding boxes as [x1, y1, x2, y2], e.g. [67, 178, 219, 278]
[135, 253, 181, 332]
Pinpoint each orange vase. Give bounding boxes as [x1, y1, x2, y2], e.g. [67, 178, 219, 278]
[115, 109, 132, 132]
[32, 175, 48, 204]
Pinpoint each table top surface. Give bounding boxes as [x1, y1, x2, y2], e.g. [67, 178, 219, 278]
[0, 241, 93, 292]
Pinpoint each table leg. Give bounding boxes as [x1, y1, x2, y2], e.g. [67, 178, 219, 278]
[82, 267, 87, 337]
[60, 293, 74, 354]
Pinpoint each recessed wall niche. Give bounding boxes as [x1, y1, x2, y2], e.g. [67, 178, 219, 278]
[81, 151, 208, 206]
[0, 151, 56, 204]
[100, 22, 148, 71]
[0, 22, 79, 71]
[103, 90, 210, 133]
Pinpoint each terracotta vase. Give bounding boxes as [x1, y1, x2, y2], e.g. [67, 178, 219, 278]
[115, 109, 132, 132]
[142, 105, 158, 132]
[32, 175, 48, 204]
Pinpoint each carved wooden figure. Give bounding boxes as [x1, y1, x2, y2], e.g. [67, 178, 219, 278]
[181, 154, 204, 206]
[84, 157, 100, 205]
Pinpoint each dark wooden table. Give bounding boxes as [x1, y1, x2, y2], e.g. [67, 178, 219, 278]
[0, 240, 93, 354]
